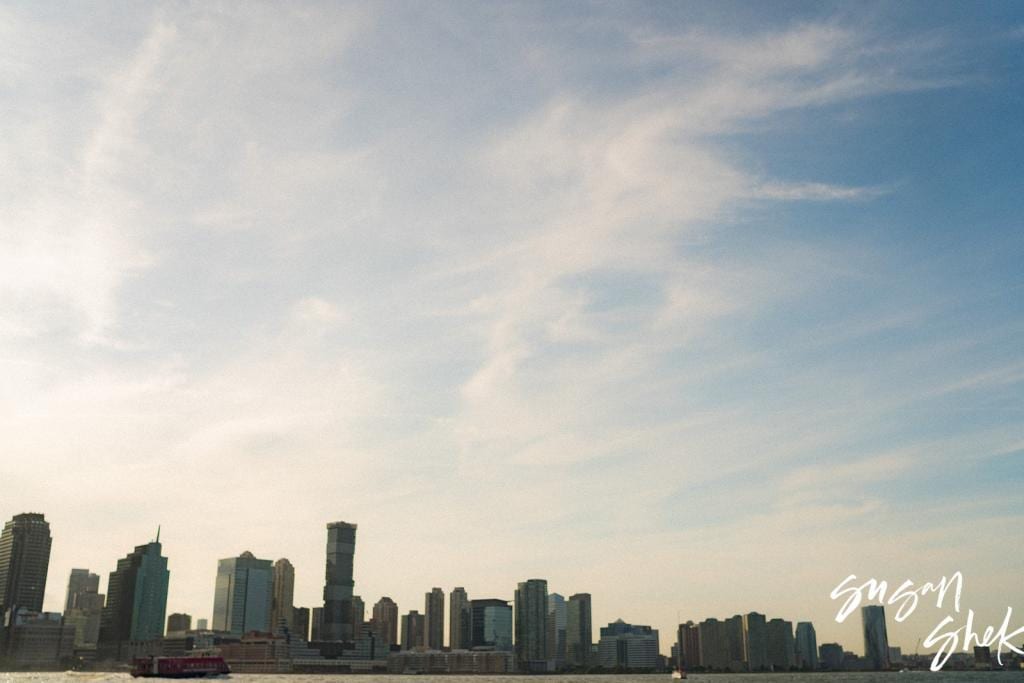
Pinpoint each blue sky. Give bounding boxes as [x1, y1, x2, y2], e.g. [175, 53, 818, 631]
[1, 1, 1022, 654]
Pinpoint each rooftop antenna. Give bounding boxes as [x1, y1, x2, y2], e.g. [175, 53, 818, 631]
[156, 525, 161, 543]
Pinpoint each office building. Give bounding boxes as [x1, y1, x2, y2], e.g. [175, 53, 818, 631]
[63, 589, 104, 648]
[352, 594, 365, 636]
[819, 642, 844, 670]
[322, 521, 356, 642]
[514, 579, 548, 671]
[401, 610, 425, 650]
[0, 513, 52, 618]
[795, 621, 818, 670]
[166, 613, 192, 634]
[597, 619, 660, 671]
[196, 618, 208, 630]
[469, 598, 513, 651]
[743, 612, 768, 671]
[566, 593, 592, 668]
[212, 551, 273, 636]
[424, 588, 444, 650]
[97, 537, 169, 660]
[449, 587, 469, 650]
[271, 558, 295, 633]
[676, 621, 701, 670]
[3, 610, 75, 669]
[292, 606, 310, 640]
[767, 618, 795, 670]
[861, 605, 890, 670]
[64, 569, 99, 613]
[372, 597, 399, 647]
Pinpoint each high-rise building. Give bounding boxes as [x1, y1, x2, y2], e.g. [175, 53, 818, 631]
[469, 599, 513, 652]
[861, 605, 890, 670]
[292, 607, 310, 640]
[310, 607, 324, 641]
[819, 642, 844, 670]
[795, 622, 818, 670]
[597, 619, 660, 671]
[196, 618, 209, 630]
[372, 597, 399, 647]
[766, 618, 795, 671]
[322, 521, 356, 642]
[699, 618, 728, 671]
[352, 594, 365, 636]
[401, 610, 425, 650]
[212, 551, 273, 636]
[97, 537, 169, 660]
[566, 593, 592, 668]
[514, 579, 548, 671]
[0, 513, 52, 618]
[546, 592, 567, 669]
[724, 615, 746, 671]
[449, 587, 469, 650]
[167, 613, 192, 634]
[270, 558, 295, 634]
[676, 621, 701, 670]
[742, 612, 768, 671]
[64, 590, 105, 647]
[424, 587, 444, 650]
[64, 569, 99, 613]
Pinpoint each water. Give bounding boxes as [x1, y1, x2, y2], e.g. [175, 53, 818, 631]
[1, 673, 1022, 683]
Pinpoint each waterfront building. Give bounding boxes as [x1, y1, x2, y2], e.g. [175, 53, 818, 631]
[196, 618, 208, 630]
[3, 610, 75, 669]
[352, 595, 365, 636]
[424, 588, 444, 650]
[166, 612, 192, 634]
[861, 605, 890, 670]
[514, 578, 548, 671]
[698, 618, 727, 670]
[566, 593, 592, 668]
[742, 612, 768, 671]
[0, 513, 52, 618]
[469, 598, 513, 651]
[724, 614, 746, 671]
[310, 606, 324, 641]
[547, 592, 567, 669]
[676, 621, 701, 669]
[597, 619, 659, 671]
[387, 648, 513, 674]
[819, 642, 844, 670]
[292, 606, 310, 640]
[322, 521, 357, 642]
[795, 621, 818, 670]
[212, 551, 273, 636]
[400, 610, 425, 650]
[372, 597, 399, 647]
[767, 618, 794, 670]
[449, 587, 469, 650]
[271, 558, 295, 633]
[97, 537, 169, 660]
[64, 589, 104, 647]
[64, 569, 99, 613]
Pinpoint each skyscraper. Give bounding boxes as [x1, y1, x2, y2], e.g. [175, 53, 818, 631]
[597, 619, 660, 671]
[167, 613, 192, 633]
[0, 513, 52, 618]
[766, 618, 795, 671]
[372, 597, 399, 647]
[98, 537, 169, 660]
[322, 521, 356, 642]
[676, 621, 701, 670]
[742, 612, 768, 671]
[699, 618, 727, 671]
[64, 569, 99, 613]
[310, 607, 324, 641]
[724, 615, 746, 671]
[861, 605, 890, 670]
[271, 558, 295, 633]
[424, 587, 444, 650]
[469, 598, 513, 651]
[566, 593, 592, 668]
[449, 587, 469, 650]
[292, 607, 310, 640]
[212, 551, 273, 636]
[795, 622, 818, 670]
[401, 610, 425, 650]
[514, 578, 548, 671]
[546, 592, 567, 669]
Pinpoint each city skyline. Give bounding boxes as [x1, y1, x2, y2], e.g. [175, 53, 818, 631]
[1, 0, 1022, 664]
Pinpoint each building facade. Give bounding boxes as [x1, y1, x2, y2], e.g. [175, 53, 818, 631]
[64, 569, 99, 613]
[424, 588, 444, 650]
[546, 592, 567, 669]
[469, 599, 512, 652]
[795, 621, 818, 670]
[322, 522, 357, 642]
[97, 539, 169, 661]
[514, 579, 548, 671]
[861, 605, 890, 670]
[766, 618, 795, 671]
[742, 612, 768, 671]
[597, 619, 660, 671]
[212, 551, 273, 636]
[449, 587, 469, 650]
[166, 613, 192, 634]
[566, 593, 592, 668]
[271, 558, 295, 633]
[400, 610, 424, 650]
[372, 597, 398, 647]
[0, 513, 52, 618]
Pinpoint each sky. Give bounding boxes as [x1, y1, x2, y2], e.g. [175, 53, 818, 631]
[1, 0, 1023, 656]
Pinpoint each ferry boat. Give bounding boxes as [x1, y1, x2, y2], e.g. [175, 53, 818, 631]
[131, 655, 231, 678]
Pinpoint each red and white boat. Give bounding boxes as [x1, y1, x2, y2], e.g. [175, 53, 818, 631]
[131, 655, 231, 678]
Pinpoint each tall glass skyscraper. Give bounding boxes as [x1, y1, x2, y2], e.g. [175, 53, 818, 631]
[212, 551, 273, 635]
[566, 593, 592, 668]
[861, 605, 890, 670]
[0, 513, 52, 618]
[322, 521, 356, 641]
[795, 621, 818, 670]
[514, 578, 548, 671]
[470, 598, 513, 651]
[98, 538, 169, 660]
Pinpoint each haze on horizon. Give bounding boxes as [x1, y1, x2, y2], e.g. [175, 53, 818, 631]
[1, 1, 1022, 655]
